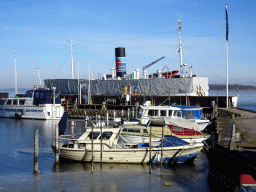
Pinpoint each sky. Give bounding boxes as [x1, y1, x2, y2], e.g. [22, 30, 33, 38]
[0, 0, 255, 89]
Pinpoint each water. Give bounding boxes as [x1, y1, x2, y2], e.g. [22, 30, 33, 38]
[0, 90, 255, 191]
[209, 90, 256, 111]
[0, 119, 211, 191]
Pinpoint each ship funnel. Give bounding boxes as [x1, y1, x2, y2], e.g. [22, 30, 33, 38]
[115, 47, 126, 78]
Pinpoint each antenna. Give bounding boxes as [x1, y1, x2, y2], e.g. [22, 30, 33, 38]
[68, 39, 74, 79]
[177, 19, 184, 77]
[37, 68, 42, 86]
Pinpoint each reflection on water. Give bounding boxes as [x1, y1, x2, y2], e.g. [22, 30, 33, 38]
[0, 118, 219, 191]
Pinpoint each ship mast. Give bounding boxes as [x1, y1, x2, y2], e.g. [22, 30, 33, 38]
[178, 20, 184, 78]
[15, 53, 17, 95]
[68, 39, 74, 79]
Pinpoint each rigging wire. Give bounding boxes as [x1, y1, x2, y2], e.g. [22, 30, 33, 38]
[182, 39, 225, 84]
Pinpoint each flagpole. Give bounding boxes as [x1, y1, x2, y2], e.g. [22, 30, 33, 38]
[226, 38, 228, 108]
[226, 4, 229, 108]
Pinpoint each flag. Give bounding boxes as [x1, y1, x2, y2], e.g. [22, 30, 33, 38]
[226, 4, 229, 41]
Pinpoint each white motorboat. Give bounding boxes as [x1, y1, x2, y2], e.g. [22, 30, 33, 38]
[137, 101, 210, 132]
[0, 86, 64, 120]
[52, 127, 204, 164]
[120, 120, 210, 144]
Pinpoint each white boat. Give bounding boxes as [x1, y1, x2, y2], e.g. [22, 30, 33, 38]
[0, 86, 64, 120]
[137, 101, 210, 132]
[52, 127, 204, 164]
[120, 120, 210, 144]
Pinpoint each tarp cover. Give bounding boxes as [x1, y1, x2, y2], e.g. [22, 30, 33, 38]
[44, 77, 208, 97]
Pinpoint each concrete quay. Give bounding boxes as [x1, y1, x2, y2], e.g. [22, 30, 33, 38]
[206, 108, 256, 189]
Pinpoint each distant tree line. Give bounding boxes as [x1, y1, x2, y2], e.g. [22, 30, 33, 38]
[209, 84, 256, 90]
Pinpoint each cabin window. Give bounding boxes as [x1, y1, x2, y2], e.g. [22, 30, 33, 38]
[168, 110, 173, 116]
[173, 110, 182, 117]
[40, 92, 45, 99]
[148, 110, 158, 116]
[35, 92, 40, 99]
[13, 100, 18, 105]
[184, 111, 195, 119]
[6, 100, 12, 105]
[20, 100, 25, 105]
[87, 132, 100, 140]
[143, 129, 148, 134]
[101, 132, 113, 140]
[160, 110, 167, 117]
[126, 128, 140, 133]
[122, 128, 128, 132]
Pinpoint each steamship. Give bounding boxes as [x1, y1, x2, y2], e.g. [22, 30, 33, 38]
[44, 20, 238, 108]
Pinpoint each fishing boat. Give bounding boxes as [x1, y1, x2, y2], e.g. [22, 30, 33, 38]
[120, 119, 210, 144]
[52, 126, 204, 164]
[0, 86, 64, 120]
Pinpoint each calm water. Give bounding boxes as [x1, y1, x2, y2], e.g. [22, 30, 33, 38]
[0, 90, 255, 191]
[0, 119, 212, 191]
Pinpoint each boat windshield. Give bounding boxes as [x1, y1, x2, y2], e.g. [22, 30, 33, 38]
[173, 110, 182, 117]
[101, 132, 113, 140]
[24, 90, 34, 98]
[87, 132, 100, 140]
[184, 111, 196, 119]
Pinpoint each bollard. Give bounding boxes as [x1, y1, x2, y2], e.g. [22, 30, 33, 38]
[34, 129, 39, 174]
[229, 124, 236, 150]
[55, 125, 59, 164]
[71, 121, 74, 139]
[231, 124, 235, 139]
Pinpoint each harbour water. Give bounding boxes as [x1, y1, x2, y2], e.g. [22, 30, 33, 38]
[0, 90, 255, 191]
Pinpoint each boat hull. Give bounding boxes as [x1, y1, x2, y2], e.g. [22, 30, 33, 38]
[53, 143, 204, 164]
[0, 104, 64, 120]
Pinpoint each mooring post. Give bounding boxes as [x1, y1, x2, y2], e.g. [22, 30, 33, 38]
[127, 108, 130, 121]
[113, 110, 116, 120]
[100, 123, 103, 165]
[91, 125, 94, 173]
[106, 112, 109, 126]
[149, 126, 152, 174]
[71, 121, 74, 139]
[55, 125, 59, 164]
[229, 124, 236, 150]
[34, 129, 39, 174]
[161, 122, 164, 166]
[121, 109, 124, 125]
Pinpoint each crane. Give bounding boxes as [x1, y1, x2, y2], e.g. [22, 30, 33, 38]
[141, 56, 165, 78]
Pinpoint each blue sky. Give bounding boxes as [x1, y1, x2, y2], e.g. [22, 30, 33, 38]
[0, 0, 255, 89]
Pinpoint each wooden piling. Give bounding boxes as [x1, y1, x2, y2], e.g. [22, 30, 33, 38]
[34, 129, 39, 174]
[55, 125, 59, 164]
[161, 122, 164, 166]
[91, 125, 94, 173]
[106, 112, 109, 126]
[100, 123, 103, 165]
[149, 126, 152, 174]
[71, 121, 74, 139]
